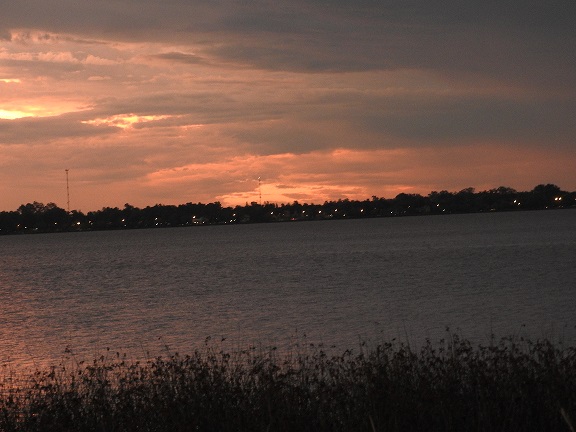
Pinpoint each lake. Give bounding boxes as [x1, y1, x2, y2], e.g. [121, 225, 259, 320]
[1, 209, 575, 370]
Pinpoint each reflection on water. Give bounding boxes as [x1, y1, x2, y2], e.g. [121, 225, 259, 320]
[1, 210, 575, 370]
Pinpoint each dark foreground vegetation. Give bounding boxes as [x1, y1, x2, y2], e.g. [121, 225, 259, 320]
[0, 183, 574, 234]
[1, 335, 575, 432]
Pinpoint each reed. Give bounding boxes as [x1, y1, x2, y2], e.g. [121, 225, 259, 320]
[1, 334, 575, 432]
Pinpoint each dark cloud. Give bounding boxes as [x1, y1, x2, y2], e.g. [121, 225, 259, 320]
[0, 0, 221, 38]
[3, 0, 575, 78]
[90, 92, 286, 126]
[0, 113, 118, 144]
[209, 34, 388, 72]
[0, 58, 84, 79]
[422, 0, 576, 31]
[151, 52, 204, 64]
[349, 96, 576, 147]
[281, 83, 576, 147]
[229, 121, 333, 155]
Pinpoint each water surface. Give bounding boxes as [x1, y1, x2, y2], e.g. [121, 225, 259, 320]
[1, 210, 575, 369]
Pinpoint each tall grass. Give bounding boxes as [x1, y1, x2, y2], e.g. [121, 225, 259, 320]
[1, 334, 575, 432]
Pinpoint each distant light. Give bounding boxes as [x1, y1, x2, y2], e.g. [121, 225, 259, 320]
[76, 222, 81, 225]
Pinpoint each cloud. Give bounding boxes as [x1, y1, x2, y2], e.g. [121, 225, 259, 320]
[0, 0, 574, 211]
[0, 29, 11, 41]
[1, 1, 574, 77]
[0, 113, 118, 144]
[87, 75, 112, 81]
[346, 95, 576, 147]
[151, 52, 204, 65]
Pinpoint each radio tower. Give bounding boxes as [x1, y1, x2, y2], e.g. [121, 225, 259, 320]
[258, 177, 262, 205]
[65, 169, 70, 212]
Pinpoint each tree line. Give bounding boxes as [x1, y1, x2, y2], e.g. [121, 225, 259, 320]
[0, 183, 574, 234]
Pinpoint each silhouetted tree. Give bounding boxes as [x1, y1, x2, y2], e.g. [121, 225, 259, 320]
[1, 183, 574, 234]
[394, 193, 427, 215]
[428, 190, 453, 213]
[0, 211, 20, 233]
[530, 184, 564, 208]
[42, 203, 69, 230]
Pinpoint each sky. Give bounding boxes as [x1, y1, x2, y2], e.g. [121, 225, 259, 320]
[1, 0, 575, 211]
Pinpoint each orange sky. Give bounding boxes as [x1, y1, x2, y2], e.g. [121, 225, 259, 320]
[1, 2, 575, 211]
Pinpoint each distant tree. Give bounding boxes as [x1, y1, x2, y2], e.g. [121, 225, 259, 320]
[530, 184, 564, 208]
[451, 188, 477, 212]
[69, 210, 89, 230]
[393, 193, 427, 215]
[0, 211, 20, 233]
[489, 186, 517, 195]
[42, 203, 69, 230]
[18, 201, 45, 216]
[428, 191, 453, 213]
[90, 207, 123, 229]
[17, 202, 69, 231]
[473, 187, 515, 211]
[4, 183, 575, 234]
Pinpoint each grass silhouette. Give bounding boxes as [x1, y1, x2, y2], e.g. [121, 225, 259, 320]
[1, 333, 575, 432]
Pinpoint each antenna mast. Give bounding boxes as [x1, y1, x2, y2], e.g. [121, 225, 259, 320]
[258, 177, 262, 205]
[65, 169, 70, 212]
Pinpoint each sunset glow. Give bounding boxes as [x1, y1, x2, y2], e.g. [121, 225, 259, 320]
[0, 109, 31, 119]
[1, 1, 575, 211]
[83, 114, 173, 129]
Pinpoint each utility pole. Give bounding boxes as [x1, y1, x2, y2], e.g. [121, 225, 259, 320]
[65, 169, 70, 212]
